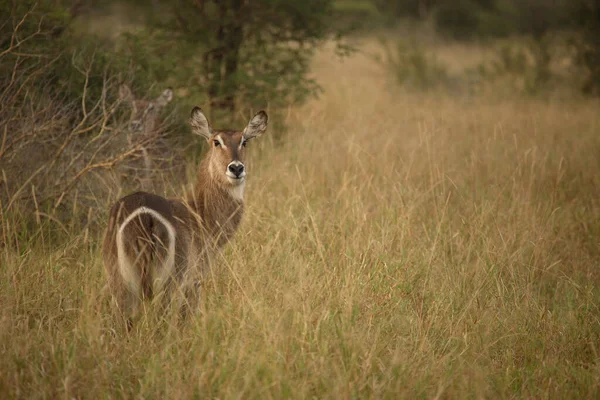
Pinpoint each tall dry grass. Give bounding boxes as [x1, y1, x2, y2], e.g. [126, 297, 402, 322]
[1, 39, 600, 398]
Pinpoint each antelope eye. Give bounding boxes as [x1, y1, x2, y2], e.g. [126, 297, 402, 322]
[213, 140, 221, 147]
[241, 140, 247, 147]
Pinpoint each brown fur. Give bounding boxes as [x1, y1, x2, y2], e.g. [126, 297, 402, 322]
[102, 107, 268, 327]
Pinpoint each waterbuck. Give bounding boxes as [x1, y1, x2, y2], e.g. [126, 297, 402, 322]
[118, 84, 174, 191]
[102, 106, 268, 327]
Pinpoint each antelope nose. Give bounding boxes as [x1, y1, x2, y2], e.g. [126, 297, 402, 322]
[228, 163, 245, 177]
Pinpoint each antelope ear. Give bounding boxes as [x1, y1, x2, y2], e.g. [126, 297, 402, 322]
[156, 88, 173, 106]
[119, 84, 133, 102]
[243, 111, 268, 140]
[189, 106, 212, 140]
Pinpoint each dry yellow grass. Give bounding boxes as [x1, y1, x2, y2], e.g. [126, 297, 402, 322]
[1, 38, 600, 398]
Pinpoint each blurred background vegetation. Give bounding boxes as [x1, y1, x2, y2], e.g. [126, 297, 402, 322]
[1, 0, 599, 236]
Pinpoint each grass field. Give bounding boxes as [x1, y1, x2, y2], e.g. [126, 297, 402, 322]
[2, 38, 600, 398]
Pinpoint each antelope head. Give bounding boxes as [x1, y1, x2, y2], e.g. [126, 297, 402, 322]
[119, 84, 173, 133]
[189, 107, 268, 187]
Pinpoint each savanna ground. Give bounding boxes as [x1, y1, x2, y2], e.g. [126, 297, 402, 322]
[2, 36, 600, 398]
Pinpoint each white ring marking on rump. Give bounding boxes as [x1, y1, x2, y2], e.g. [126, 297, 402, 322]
[116, 206, 176, 295]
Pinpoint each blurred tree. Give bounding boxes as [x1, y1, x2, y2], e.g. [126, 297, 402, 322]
[0, 0, 120, 102]
[572, 0, 600, 95]
[434, 0, 481, 39]
[372, 0, 499, 21]
[430, 0, 573, 39]
[373, 0, 436, 20]
[125, 0, 341, 121]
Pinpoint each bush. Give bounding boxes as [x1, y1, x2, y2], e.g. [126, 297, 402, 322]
[0, 3, 178, 239]
[481, 41, 552, 94]
[432, 0, 572, 40]
[429, 0, 600, 96]
[379, 39, 451, 91]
